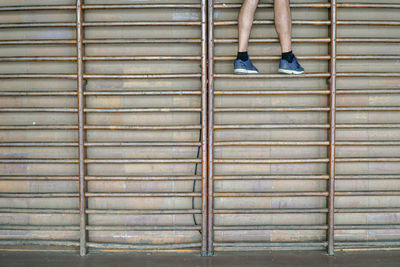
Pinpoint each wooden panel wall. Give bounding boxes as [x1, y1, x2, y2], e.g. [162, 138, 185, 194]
[0, 0, 208, 254]
[0, 0, 399, 255]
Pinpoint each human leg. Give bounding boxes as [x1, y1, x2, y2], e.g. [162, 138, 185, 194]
[234, 0, 259, 74]
[274, 0, 304, 74]
[238, 0, 259, 53]
[274, 0, 292, 53]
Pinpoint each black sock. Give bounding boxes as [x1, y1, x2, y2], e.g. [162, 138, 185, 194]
[237, 51, 249, 61]
[282, 50, 294, 63]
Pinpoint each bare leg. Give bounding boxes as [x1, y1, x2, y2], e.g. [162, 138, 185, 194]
[238, 0, 259, 52]
[274, 0, 292, 53]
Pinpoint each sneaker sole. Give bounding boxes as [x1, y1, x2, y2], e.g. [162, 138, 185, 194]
[278, 68, 304, 75]
[234, 68, 259, 74]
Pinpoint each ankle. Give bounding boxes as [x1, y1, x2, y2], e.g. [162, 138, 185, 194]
[282, 50, 294, 63]
[237, 51, 249, 61]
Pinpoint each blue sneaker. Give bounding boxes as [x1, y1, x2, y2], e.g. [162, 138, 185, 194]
[278, 55, 304, 75]
[234, 58, 259, 74]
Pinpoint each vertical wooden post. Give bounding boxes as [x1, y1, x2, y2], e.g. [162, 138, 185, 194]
[328, 0, 337, 256]
[201, 0, 208, 256]
[207, 0, 214, 257]
[76, 0, 87, 256]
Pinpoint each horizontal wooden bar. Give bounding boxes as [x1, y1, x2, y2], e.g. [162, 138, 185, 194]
[337, 3, 400, 8]
[214, 208, 328, 214]
[0, 39, 76, 45]
[337, 38, 400, 43]
[335, 175, 400, 180]
[0, 159, 78, 164]
[84, 38, 201, 44]
[82, 4, 200, 9]
[337, 73, 400, 77]
[0, 193, 79, 198]
[86, 225, 201, 231]
[214, 107, 330, 112]
[85, 142, 201, 147]
[84, 125, 201, 130]
[214, 175, 329, 180]
[0, 142, 77, 147]
[215, 38, 331, 43]
[215, 55, 330, 61]
[84, 158, 202, 164]
[214, 3, 330, 9]
[215, 208, 400, 214]
[214, 124, 330, 129]
[214, 141, 329, 146]
[214, 158, 329, 164]
[338, 20, 400, 26]
[0, 22, 75, 28]
[214, 73, 330, 78]
[0, 225, 79, 231]
[0, 240, 79, 247]
[214, 192, 329, 197]
[87, 242, 201, 249]
[0, 108, 76, 112]
[0, 5, 76, 11]
[0, 208, 79, 214]
[336, 141, 400, 146]
[0, 74, 76, 79]
[0, 57, 75, 62]
[215, 247, 325, 251]
[218, 73, 400, 80]
[214, 90, 330, 95]
[214, 20, 330, 26]
[86, 209, 201, 215]
[85, 175, 201, 181]
[214, 242, 328, 247]
[337, 55, 400, 60]
[0, 175, 79, 181]
[0, 125, 78, 130]
[84, 90, 201, 96]
[0, 91, 77, 96]
[336, 124, 400, 129]
[335, 191, 400, 196]
[335, 208, 400, 213]
[0, 73, 205, 80]
[336, 158, 400, 162]
[83, 74, 201, 79]
[335, 241, 400, 248]
[85, 192, 202, 197]
[84, 56, 201, 61]
[214, 225, 328, 230]
[337, 107, 400, 111]
[82, 21, 201, 27]
[335, 225, 400, 230]
[337, 89, 400, 94]
[84, 108, 201, 113]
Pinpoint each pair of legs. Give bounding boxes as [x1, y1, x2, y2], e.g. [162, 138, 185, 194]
[238, 0, 292, 54]
[234, 0, 304, 74]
